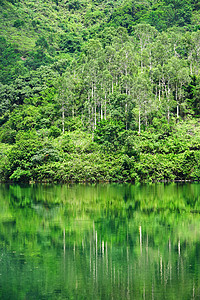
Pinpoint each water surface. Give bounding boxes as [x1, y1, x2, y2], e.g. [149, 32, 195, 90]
[0, 183, 200, 299]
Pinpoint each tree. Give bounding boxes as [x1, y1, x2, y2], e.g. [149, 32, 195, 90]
[56, 72, 76, 134]
[132, 75, 153, 134]
[133, 24, 157, 71]
[168, 57, 190, 119]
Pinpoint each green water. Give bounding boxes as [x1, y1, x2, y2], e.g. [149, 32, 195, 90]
[0, 183, 200, 299]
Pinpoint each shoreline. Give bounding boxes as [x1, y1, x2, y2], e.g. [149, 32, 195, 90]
[0, 179, 199, 184]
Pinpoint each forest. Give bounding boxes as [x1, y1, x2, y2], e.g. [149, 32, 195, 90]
[0, 0, 199, 182]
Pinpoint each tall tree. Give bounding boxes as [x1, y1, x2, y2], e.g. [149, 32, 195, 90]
[132, 74, 153, 133]
[133, 24, 157, 71]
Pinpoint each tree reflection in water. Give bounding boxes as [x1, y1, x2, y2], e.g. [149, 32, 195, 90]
[0, 183, 200, 299]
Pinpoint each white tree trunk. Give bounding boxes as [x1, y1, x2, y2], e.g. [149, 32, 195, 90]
[62, 104, 65, 134]
[139, 107, 141, 134]
[104, 93, 107, 120]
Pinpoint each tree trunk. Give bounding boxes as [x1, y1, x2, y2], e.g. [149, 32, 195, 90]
[125, 103, 128, 130]
[176, 83, 179, 120]
[62, 104, 65, 134]
[101, 100, 103, 120]
[190, 62, 193, 75]
[94, 101, 97, 129]
[167, 105, 170, 123]
[138, 106, 141, 134]
[94, 83, 97, 129]
[91, 106, 94, 132]
[92, 82, 94, 98]
[104, 93, 107, 120]
[144, 102, 147, 127]
[177, 103, 179, 119]
[158, 80, 161, 102]
[141, 46, 143, 70]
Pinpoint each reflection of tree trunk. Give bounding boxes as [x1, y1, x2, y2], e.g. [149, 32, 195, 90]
[73, 241, 75, 257]
[160, 256, 163, 282]
[152, 283, 154, 300]
[139, 225, 142, 254]
[102, 240, 104, 256]
[63, 229, 65, 253]
[146, 234, 148, 257]
[127, 264, 130, 298]
[106, 241, 108, 274]
[96, 231, 98, 281]
[143, 286, 145, 300]
[90, 241, 92, 274]
[193, 282, 195, 298]
[63, 229, 66, 280]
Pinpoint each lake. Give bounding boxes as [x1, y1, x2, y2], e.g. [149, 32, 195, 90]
[0, 183, 200, 299]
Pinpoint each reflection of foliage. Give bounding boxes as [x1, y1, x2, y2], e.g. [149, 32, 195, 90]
[0, 183, 200, 298]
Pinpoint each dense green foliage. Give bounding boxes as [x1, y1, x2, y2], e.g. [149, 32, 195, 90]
[0, 0, 199, 182]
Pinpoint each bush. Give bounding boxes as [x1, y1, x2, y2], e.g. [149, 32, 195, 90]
[49, 126, 61, 138]
[9, 168, 31, 182]
[13, 19, 25, 28]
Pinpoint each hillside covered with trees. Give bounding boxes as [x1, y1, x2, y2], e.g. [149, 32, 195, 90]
[0, 0, 199, 182]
